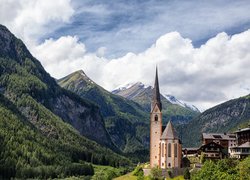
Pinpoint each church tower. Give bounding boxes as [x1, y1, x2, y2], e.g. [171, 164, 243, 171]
[150, 67, 162, 168]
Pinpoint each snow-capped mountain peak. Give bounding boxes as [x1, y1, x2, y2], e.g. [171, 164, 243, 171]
[113, 83, 135, 91]
[164, 94, 200, 112]
[165, 95, 182, 105]
[112, 82, 151, 92]
[112, 82, 200, 113]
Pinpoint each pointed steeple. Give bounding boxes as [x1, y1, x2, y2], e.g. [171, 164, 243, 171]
[161, 121, 178, 140]
[151, 66, 162, 111]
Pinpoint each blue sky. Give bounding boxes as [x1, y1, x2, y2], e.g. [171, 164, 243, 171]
[1, 0, 250, 110]
[45, 0, 250, 58]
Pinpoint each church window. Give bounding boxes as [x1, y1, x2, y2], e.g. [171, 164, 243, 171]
[155, 115, 158, 121]
[174, 143, 177, 157]
[162, 143, 164, 157]
[168, 143, 171, 157]
[168, 163, 171, 167]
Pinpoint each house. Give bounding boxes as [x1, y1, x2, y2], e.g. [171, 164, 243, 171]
[235, 126, 250, 146]
[230, 142, 250, 159]
[229, 126, 250, 158]
[182, 147, 199, 157]
[202, 125, 250, 159]
[202, 133, 236, 149]
[199, 142, 224, 160]
[202, 133, 236, 155]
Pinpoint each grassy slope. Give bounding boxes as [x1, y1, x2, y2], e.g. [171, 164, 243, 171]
[114, 173, 184, 180]
[114, 173, 137, 180]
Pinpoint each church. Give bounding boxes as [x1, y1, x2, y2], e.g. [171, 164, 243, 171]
[150, 68, 182, 169]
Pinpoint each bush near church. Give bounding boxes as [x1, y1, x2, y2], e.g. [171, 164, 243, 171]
[191, 157, 250, 180]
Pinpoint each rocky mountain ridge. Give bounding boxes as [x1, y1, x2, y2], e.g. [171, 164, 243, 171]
[58, 70, 149, 159]
[181, 94, 250, 147]
[112, 82, 200, 124]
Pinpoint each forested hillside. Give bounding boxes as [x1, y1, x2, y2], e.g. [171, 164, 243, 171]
[58, 71, 149, 159]
[0, 24, 130, 179]
[180, 94, 250, 147]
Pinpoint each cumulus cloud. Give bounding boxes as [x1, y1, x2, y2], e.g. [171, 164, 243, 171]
[52, 0, 250, 57]
[1, 0, 250, 110]
[34, 36, 108, 82]
[33, 30, 250, 110]
[0, 0, 74, 46]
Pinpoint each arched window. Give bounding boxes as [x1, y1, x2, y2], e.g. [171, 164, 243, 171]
[174, 143, 177, 157]
[155, 115, 158, 121]
[168, 143, 171, 157]
[162, 143, 164, 157]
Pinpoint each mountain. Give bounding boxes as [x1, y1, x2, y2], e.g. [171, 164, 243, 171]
[58, 71, 149, 157]
[112, 82, 200, 124]
[0, 25, 114, 148]
[164, 94, 200, 112]
[0, 25, 130, 178]
[181, 94, 250, 147]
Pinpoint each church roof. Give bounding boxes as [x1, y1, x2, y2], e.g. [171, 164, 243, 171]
[161, 121, 179, 140]
[151, 67, 162, 111]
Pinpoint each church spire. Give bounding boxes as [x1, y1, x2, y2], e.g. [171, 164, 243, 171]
[152, 66, 162, 111]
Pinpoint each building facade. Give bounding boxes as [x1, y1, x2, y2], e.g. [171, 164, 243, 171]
[202, 133, 236, 155]
[235, 126, 250, 146]
[199, 142, 224, 160]
[182, 148, 199, 157]
[202, 126, 250, 159]
[230, 142, 250, 159]
[202, 133, 236, 148]
[229, 126, 250, 158]
[150, 68, 182, 169]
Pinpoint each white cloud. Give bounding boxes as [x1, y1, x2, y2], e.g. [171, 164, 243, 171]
[1, 0, 250, 110]
[0, 0, 74, 46]
[34, 36, 108, 81]
[60, 0, 250, 57]
[33, 30, 250, 110]
[96, 47, 107, 57]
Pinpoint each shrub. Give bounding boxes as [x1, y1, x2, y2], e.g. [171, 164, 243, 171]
[150, 167, 163, 180]
[200, 152, 206, 164]
[167, 170, 172, 178]
[182, 157, 191, 167]
[238, 156, 250, 180]
[133, 166, 144, 176]
[183, 168, 190, 180]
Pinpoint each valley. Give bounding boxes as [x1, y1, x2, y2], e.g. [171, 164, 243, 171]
[1, 12, 250, 178]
